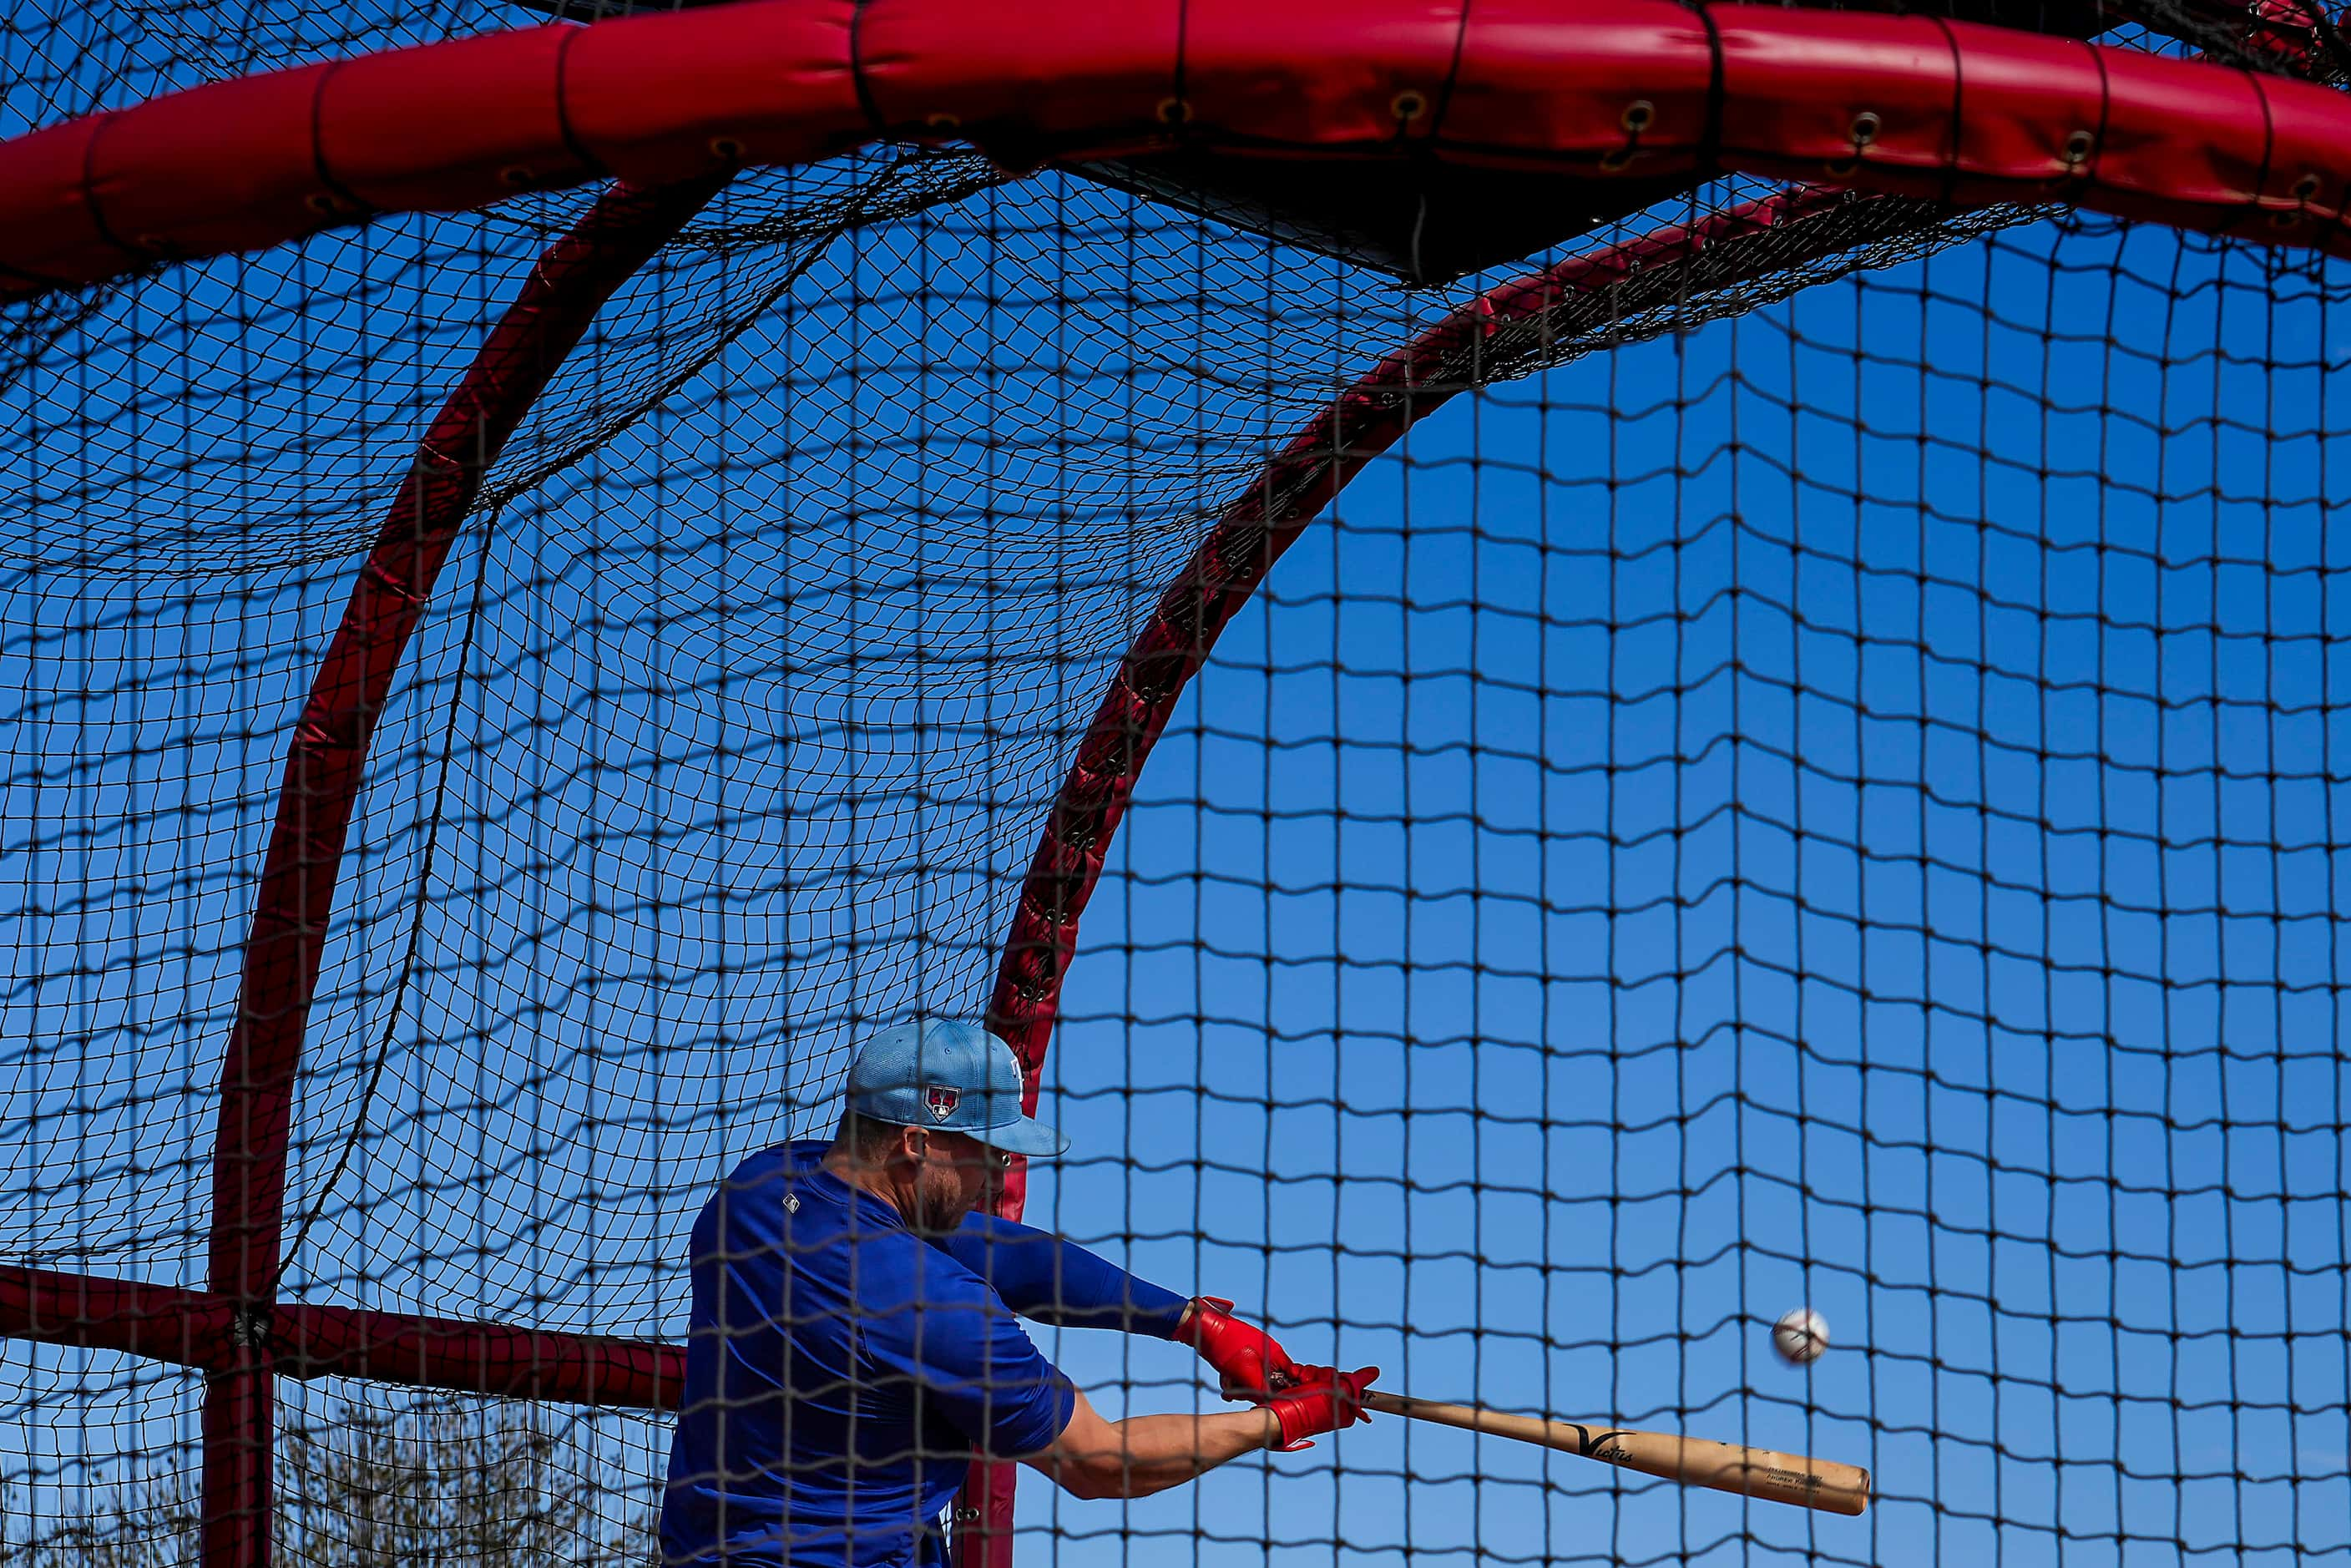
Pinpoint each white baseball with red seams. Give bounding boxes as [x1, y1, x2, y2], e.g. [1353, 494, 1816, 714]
[1772, 1308, 1830, 1365]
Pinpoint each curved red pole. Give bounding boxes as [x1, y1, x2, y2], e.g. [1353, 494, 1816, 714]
[955, 182, 1886, 1568]
[201, 175, 722, 1568]
[980, 186, 1860, 1068]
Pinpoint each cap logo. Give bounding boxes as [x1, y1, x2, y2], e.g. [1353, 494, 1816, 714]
[924, 1085, 960, 1122]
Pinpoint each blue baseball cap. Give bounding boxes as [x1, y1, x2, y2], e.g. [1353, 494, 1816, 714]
[845, 1019, 1069, 1158]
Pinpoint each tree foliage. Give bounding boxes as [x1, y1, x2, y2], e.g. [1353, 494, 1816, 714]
[3, 1399, 655, 1566]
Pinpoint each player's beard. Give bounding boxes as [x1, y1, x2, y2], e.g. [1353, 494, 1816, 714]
[909, 1161, 983, 1235]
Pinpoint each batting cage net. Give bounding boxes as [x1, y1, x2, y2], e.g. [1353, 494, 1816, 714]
[3, 1, 2349, 1565]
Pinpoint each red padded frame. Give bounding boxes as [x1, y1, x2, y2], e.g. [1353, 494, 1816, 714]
[3, 0, 2350, 300]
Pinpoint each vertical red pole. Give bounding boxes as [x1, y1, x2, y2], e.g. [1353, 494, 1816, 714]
[197, 176, 722, 1567]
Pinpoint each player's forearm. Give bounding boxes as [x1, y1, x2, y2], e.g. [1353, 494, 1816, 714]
[933, 1212, 1190, 1334]
[1041, 1408, 1278, 1500]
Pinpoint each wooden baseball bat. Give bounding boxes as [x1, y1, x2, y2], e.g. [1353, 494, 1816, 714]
[1362, 1390, 1870, 1515]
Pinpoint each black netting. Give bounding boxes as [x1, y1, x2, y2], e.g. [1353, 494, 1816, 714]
[5, 3, 2351, 1567]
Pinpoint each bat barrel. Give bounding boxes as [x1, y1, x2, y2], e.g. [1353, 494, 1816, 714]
[1362, 1390, 1870, 1516]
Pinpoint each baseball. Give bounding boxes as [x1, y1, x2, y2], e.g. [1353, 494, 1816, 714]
[1772, 1308, 1829, 1365]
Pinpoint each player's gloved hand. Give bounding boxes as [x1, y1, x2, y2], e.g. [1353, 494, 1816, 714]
[1261, 1363, 1378, 1451]
[1175, 1297, 1299, 1402]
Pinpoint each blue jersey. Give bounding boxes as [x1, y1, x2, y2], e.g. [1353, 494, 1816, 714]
[660, 1141, 1187, 1567]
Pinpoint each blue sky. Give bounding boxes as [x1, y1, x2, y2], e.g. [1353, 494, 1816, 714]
[2, 117, 2348, 1568]
[1011, 207, 2351, 1566]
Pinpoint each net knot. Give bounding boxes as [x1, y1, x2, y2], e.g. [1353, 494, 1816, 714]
[225, 1308, 272, 1351]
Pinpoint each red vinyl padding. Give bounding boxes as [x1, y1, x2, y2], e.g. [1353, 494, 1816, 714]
[2, 0, 2346, 300]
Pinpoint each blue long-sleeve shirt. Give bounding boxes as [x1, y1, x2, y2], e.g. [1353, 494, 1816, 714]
[928, 1208, 1190, 1336]
[660, 1140, 1189, 1567]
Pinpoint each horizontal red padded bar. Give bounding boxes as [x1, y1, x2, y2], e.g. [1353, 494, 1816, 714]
[2, 0, 2348, 299]
[274, 1298, 682, 1409]
[0, 1265, 243, 1367]
[0, 1265, 685, 1409]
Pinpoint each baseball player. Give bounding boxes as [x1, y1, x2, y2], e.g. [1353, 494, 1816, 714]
[660, 1019, 1376, 1566]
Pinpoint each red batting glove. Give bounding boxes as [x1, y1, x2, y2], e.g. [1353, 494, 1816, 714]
[1261, 1363, 1378, 1451]
[1174, 1297, 1300, 1402]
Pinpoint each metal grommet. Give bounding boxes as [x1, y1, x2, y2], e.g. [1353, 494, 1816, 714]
[498, 165, 534, 188]
[710, 136, 746, 159]
[1849, 111, 1881, 145]
[2062, 129, 2095, 164]
[2292, 171, 2323, 200]
[2269, 208, 2303, 229]
[1600, 146, 1636, 172]
[1392, 89, 1428, 122]
[1823, 158, 1858, 179]
[1157, 96, 1191, 124]
[305, 192, 339, 215]
[1620, 99, 1655, 133]
[927, 112, 961, 131]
